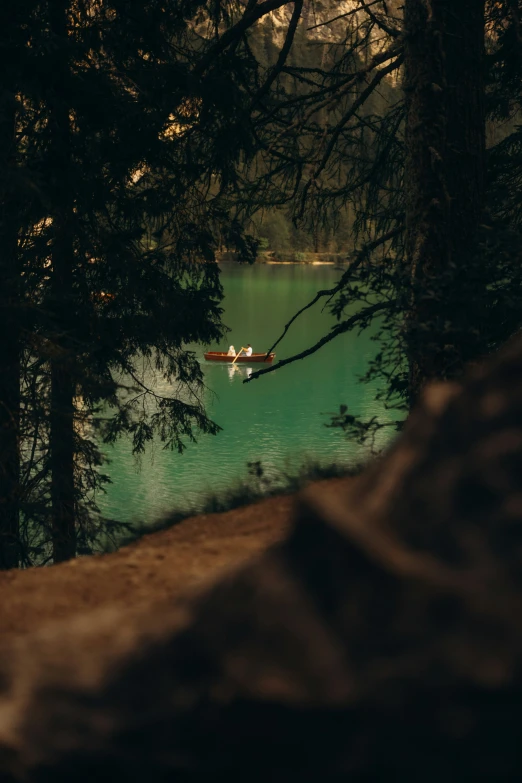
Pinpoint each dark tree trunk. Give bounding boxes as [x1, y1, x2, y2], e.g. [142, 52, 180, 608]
[48, 0, 76, 563]
[0, 93, 20, 569]
[50, 353, 75, 564]
[403, 0, 486, 403]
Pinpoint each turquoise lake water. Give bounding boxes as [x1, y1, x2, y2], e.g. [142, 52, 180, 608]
[98, 263, 393, 525]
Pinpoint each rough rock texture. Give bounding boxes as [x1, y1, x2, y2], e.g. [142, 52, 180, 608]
[3, 337, 522, 780]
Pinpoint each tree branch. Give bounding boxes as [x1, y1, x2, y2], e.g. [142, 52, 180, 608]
[360, 0, 401, 38]
[297, 52, 404, 219]
[252, 0, 304, 106]
[306, 0, 383, 31]
[261, 226, 403, 360]
[245, 301, 395, 383]
[259, 41, 402, 160]
[194, 0, 296, 77]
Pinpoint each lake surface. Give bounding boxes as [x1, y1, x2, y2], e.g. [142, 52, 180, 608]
[98, 264, 393, 525]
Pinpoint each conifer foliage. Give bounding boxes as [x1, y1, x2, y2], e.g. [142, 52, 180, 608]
[0, 0, 288, 566]
[246, 1, 522, 422]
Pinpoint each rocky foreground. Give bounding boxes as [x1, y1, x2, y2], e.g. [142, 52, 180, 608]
[2, 337, 522, 780]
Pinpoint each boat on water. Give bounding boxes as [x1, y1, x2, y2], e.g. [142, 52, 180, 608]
[204, 351, 275, 364]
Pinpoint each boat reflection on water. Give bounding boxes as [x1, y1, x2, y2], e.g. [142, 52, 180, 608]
[226, 364, 253, 381]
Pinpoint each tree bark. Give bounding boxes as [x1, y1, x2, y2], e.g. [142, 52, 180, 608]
[0, 90, 20, 569]
[50, 359, 75, 563]
[403, 0, 486, 403]
[48, 0, 76, 563]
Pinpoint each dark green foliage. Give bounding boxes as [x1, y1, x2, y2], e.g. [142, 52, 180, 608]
[16, 0, 230, 563]
[326, 403, 401, 454]
[1, 0, 300, 566]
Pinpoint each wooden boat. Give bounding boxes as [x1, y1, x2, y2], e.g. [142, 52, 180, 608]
[204, 351, 275, 364]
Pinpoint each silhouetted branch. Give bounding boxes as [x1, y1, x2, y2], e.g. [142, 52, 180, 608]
[360, 0, 401, 38]
[253, 0, 303, 106]
[297, 52, 404, 219]
[194, 0, 296, 77]
[307, 0, 383, 31]
[265, 42, 403, 135]
[246, 300, 395, 383]
[261, 226, 403, 360]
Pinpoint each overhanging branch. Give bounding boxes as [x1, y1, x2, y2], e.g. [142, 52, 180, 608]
[360, 0, 401, 38]
[245, 300, 395, 383]
[253, 0, 304, 107]
[297, 52, 404, 219]
[194, 0, 296, 77]
[307, 0, 383, 31]
[260, 225, 403, 360]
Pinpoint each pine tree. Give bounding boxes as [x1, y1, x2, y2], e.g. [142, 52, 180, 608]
[0, 1, 38, 568]
[0, 0, 299, 566]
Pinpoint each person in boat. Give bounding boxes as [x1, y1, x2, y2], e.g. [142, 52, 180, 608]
[227, 345, 236, 356]
[245, 344, 253, 357]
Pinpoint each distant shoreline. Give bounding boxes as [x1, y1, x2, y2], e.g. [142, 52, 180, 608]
[217, 251, 348, 266]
